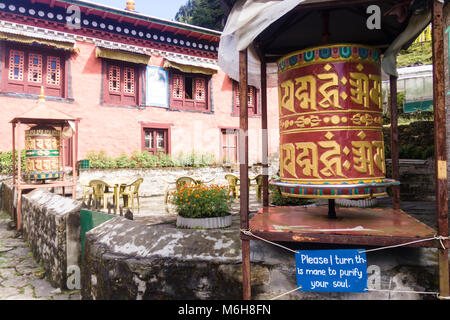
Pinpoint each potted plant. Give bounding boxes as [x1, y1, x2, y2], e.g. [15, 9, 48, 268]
[171, 184, 232, 229]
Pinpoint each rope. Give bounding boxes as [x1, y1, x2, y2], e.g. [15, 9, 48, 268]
[359, 236, 449, 253]
[241, 229, 298, 254]
[241, 229, 449, 254]
[270, 286, 302, 300]
[240, 229, 450, 300]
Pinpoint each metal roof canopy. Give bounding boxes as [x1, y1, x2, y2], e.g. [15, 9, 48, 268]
[219, 0, 434, 88]
[253, 0, 421, 61]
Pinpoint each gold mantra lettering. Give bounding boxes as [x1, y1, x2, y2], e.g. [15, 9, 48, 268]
[279, 71, 382, 115]
[280, 140, 386, 179]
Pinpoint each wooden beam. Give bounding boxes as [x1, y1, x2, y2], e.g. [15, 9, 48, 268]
[239, 49, 251, 301]
[389, 75, 400, 210]
[261, 60, 269, 207]
[431, 0, 449, 299]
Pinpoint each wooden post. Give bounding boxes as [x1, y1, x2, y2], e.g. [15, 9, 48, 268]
[239, 49, 251, 300]
[261, 60, 269, 207]
[72, 123, 77, 200]
[431, 0, 449, 298]
[16, 122, 21, 231]
[389, 75, 401, 210]
[12, 123, 16, 186]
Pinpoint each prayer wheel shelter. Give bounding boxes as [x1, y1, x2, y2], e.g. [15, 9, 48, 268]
[10, 90, 80, 231]
[218, 0, 449, 299]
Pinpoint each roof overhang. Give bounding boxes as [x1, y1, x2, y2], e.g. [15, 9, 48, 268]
[219, 0, 439, 87]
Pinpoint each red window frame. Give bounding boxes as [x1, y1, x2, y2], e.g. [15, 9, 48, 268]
[141, 123, 171, 155]
[220, 128, 239, 164]
[169, 70, 210, 111]
[103, 60, 141, 106]
[233, 81, 259, 116]
[1, 43, 66, 98]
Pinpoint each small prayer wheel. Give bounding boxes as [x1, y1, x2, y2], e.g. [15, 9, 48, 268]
[24, 125, 60, 181]
[276, 44, 388, 199]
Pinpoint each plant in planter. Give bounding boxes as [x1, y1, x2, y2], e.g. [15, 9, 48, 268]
[171, 184, 232, 229]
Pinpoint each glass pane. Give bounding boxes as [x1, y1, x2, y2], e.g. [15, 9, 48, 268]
[157, 132, 165, 150]
[145, 131, 153, 149]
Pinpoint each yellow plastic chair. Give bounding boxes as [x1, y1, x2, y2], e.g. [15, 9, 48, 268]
[253, 174, 263, 199]
[164, 176, 198, 205]
[120, 178, 144, 211]
[80, 178, 94, 204]
[89, 180, 115, 210]
[225, 174, 240, 199]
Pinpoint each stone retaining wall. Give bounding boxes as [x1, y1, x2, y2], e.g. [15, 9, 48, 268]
[76, 165, 278, 199]
[81, 217, 439, 300]
[386, 159, 435, 201]
[0, 181, 15, 220]
[20, 189, 82, 289]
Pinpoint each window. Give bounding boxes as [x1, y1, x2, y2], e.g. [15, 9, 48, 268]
[233, 81, 259, 116]
[221, 129, 239, 164]
[104, 61, 140, 106]
[170, 71, 209, 111]
[142, 127, 170, 155]
[3, 45, 65, 98]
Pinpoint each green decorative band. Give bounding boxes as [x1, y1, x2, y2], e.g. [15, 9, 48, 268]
[23, 171, 60, 180]
[25, 150, 60, 157]
[278, 44, 381, 74]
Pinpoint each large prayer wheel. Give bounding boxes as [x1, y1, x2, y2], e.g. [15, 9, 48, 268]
[275, 44, 390, 199]
[24, 125, 60, 181]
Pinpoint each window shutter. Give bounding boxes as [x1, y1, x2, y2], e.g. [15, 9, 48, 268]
[123, 67, 135, 94]
[47, 56, 61, 86]
[172, 74, 184, 99]
[195, 78, 206, 101]
[108, 65, 121, 93]
[8, 50, 25, 81]
[28, 54, 43, 84]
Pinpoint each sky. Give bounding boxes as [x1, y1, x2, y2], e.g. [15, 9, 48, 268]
[89, 0, 189, 21]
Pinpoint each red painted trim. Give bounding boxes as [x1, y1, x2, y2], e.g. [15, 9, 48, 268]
[140, 122, 172, 155]
[1, 42, 66, 98]
[103, 59, 141, 106]
[0, 12, 218, 60]
[232, 81, 259, 116]
[168, 70, 211, 112]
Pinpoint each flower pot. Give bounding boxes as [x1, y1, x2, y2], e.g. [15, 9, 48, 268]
[176, 214, 233, 229]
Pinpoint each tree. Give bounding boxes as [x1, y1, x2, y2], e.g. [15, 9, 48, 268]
[175, 0, 225, 31]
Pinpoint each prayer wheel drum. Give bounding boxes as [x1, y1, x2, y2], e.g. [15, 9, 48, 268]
[275, 44, 389, 199]
[24, 125, 60, 181]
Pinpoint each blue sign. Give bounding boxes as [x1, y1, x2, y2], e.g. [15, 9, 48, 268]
[295, 249, 368, 293]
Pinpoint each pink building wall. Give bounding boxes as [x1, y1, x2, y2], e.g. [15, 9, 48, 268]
[0, 40, 280, 165]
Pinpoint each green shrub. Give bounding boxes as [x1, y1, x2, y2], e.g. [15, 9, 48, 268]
[269, 184, 311, 206]
[84, 150, 217, 169]
[0, 150, 26, 174]
[85, 150, 116, 169]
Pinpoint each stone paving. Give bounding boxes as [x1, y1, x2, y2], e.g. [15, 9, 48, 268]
[0, 210, 80, 300]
